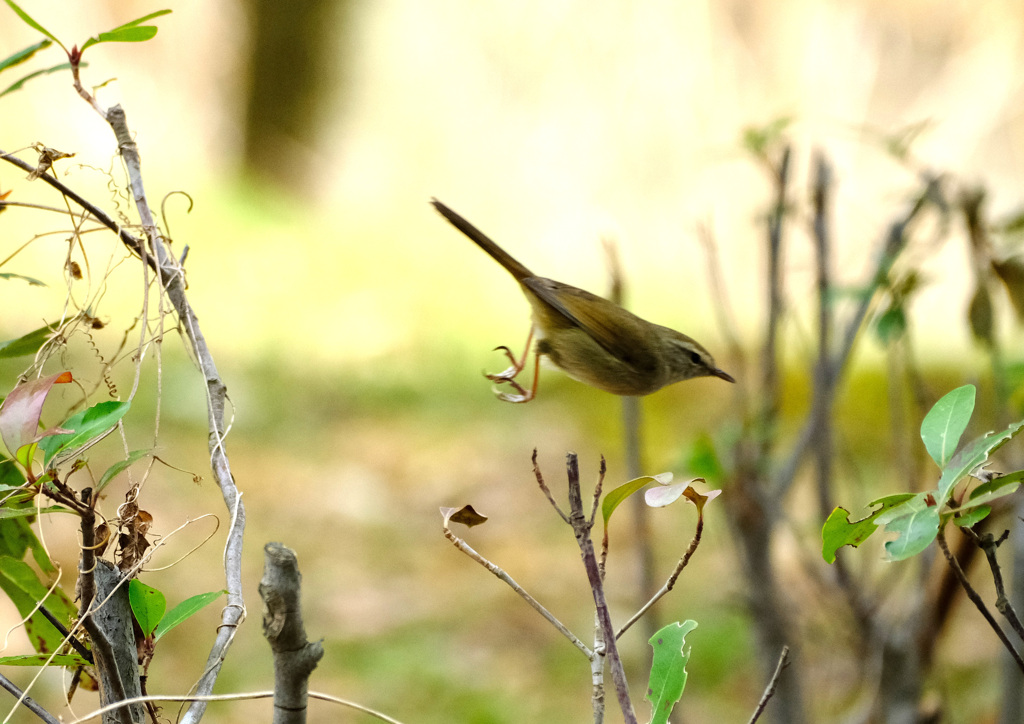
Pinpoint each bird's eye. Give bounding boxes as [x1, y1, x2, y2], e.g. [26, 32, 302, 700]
[687, 350, 702, 365]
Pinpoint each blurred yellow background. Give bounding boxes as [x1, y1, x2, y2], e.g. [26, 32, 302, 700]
[2, 1, 1024, 722]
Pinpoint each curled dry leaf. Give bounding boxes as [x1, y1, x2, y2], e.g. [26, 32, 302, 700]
[440, 505, 488, 528]
[26, 145, 75, 181]
[118, 508, 153, 571]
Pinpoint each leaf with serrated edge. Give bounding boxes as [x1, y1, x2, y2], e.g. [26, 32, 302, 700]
[821, 494, 914, 563]
[920, 385, 975, 468]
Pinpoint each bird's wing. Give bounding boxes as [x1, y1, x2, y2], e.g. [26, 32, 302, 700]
[521, 277, 660, 374]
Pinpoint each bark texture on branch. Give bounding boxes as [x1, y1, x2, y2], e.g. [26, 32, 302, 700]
[260, 543, 324, 724]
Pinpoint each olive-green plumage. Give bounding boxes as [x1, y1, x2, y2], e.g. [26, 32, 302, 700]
[432, 199, 733, 399]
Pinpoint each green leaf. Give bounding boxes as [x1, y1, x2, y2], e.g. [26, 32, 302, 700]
[0, 555, 76, 654]
[601, 474, 668, 525]
[0, 653, 90, 667]
[821, 495, 914, 563]
[80, 9, 172, 51]
[0, 505, 73, 519]
[128, 579, 166, 638]
[0, 62, 75, 99]
[937, 419, 1024, 501]
[970, 471, 1024, 500]
[96, 449, 152, 492]
[953, 506, 991, 527]
[875, 493, 940, 561]
[0, 272, 46, 286]
[0, 39, 52, 74]
[0, 502, 58, 574]
[921, 385, 976, 468]
[3, 0, 62, 46]
[647, 620, 697, 724]
[154, 590, 226, 641]
[38, 400, 131, 466]
[956, 473, 1023, 512]
[0, 324, 55, 359]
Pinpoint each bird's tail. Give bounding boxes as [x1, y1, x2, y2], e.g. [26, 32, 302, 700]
[431, 199, 533, 281]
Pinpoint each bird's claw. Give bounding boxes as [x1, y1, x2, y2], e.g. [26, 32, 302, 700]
[491, 378, 534, 403]
[482, 336, 538, 403]
[484, 345, 525, 382]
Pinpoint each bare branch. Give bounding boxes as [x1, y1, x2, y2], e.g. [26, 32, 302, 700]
[937, 528, 1024, 673]
[441, 513, 593, 658]
[748, 646, 790, 724]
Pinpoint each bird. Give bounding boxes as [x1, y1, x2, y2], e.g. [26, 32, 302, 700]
[431, 198, 734, 402]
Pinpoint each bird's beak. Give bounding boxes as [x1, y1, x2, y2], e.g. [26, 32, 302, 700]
[711, 367, 736, 383]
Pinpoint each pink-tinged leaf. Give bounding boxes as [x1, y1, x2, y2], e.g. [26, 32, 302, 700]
[645, 477, 720, 511]
[0, 372, 72, 457]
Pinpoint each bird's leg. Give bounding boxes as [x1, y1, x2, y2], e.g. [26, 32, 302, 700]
[485, 326, 534, 382]
[485, 327, 540, 403]
[491, 347, 541, 403]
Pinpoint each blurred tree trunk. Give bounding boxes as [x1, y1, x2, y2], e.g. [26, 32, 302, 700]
[241, 0, 352, 189]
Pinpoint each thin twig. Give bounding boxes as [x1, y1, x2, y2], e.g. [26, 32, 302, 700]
[962, 527, 1024, 643]
[936, 528, 1024, 673]
[0, 151, 150, 265]
[0, 672, 60, 724]
[616, 512, 704, 640]
[37, 605, 92, 663]
[588, 456, 605, 529]
[748, 646, 790, 724]
[442, 520, 593, 658]
[532, 449, 570, 524]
